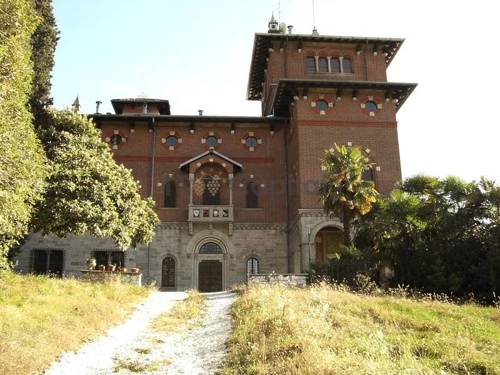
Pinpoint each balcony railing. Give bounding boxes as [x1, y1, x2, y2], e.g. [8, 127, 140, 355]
[188, 205, 234, 222]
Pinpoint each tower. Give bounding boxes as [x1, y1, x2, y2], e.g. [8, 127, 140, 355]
[268, 13, 280, 33]
[247, 20, 417, 272]
[72, 95, 80, 112]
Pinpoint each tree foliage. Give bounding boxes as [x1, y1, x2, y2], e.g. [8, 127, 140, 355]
[318, 144, 379, 246]
[357, 175, 500, 301]
[0, 0, 47, 270]
[29, 0, 59, 119]
[34, 110, 159, 248]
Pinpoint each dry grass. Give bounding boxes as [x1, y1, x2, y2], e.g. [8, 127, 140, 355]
[150, 290, 204, 332]
[0, 271, 150, 375]
[221, 283, 500, 375]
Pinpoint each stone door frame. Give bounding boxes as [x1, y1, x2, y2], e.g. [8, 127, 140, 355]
[188, 230, 231, 290]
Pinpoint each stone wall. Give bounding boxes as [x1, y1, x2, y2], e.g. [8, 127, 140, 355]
[15, 222, 288, 291]
[248, 273, 308, 288]
[81, 270, 142, 286]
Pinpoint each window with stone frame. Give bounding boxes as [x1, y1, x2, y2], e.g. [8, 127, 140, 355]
[246, 257, 259, 280]
[32, 249, 64, 276]
[93, 250, 125, 267]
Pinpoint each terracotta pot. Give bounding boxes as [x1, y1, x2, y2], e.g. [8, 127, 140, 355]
[121, 267, 128, 273]
[130, 267, 139, 274]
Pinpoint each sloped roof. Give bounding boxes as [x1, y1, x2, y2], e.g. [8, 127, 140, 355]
[179, 150, 243, 171]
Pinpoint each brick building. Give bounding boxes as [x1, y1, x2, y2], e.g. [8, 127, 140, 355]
[16, 17, 416, 291]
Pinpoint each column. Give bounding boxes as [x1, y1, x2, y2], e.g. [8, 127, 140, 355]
[339, 56, 344, 73]
[189, 173, 194, 205]
[327, 56, 332, 73]
[228, 173, 234, 205]
[314, 56, 319, 73]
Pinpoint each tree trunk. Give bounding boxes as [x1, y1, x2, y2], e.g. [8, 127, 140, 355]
[342, 206, 352, 247]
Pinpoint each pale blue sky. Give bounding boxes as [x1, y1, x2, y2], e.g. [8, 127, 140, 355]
[52, 0, 500, 182]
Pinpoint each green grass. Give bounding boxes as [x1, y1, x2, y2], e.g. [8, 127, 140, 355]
[221, 283, 500, 375]
[150, 290, 204, 332]
[0, 271, 150, 375]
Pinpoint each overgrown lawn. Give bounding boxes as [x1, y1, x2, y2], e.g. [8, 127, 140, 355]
[150, 290, 204, 332]
[221, 284, 500, 374]
[0, 272, 150, 375]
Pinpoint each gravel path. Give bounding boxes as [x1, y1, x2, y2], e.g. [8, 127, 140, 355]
[44, 290, 236, 375]
[156, 291, 236, 374]
[45, 291, 187, 375]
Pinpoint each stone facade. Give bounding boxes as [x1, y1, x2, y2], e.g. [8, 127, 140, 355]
[15, 19, 415, 290]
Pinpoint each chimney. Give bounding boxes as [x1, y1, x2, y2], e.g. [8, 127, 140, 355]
[287, 25, 293, 34]
[95, 100, 102, 114]
[198, 110, 203, 116]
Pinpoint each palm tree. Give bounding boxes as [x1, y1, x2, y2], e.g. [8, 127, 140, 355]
[318, 144, 379, 246]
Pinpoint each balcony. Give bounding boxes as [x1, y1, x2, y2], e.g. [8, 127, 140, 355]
[188, 205, 234, 223]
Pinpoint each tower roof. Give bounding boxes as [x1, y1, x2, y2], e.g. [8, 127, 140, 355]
[111, 98, 170, 115]
[270, 79, 417, 116]
[247, 33, 405, 100]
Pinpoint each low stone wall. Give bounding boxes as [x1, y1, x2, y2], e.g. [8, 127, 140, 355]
[80, 270, 142, 286]
[248, 273, 308, 288]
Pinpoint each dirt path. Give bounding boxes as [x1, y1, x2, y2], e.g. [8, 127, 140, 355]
[44, 291, 235, 375]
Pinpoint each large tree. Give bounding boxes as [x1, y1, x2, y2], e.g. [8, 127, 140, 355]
[29, 0, 59, 120]
[318, 144, 379, 246]
[357, 175, 500, 300]
[0, 0, 47, 270]
[33, 110, 159, 248]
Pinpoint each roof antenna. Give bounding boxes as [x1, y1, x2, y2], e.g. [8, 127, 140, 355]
[312, 0, 319, 35]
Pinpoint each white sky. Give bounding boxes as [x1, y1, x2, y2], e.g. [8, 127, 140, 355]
[52, 0, 500, 182]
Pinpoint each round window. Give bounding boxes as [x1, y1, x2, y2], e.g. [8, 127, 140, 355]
[111, 134, 122, 145]
[316, 100, 328, 111]
[165, 136, 178, 147]
[365, 101, 377, 112]
[206, 136, 218, 148]
[245, 137, 258, 148]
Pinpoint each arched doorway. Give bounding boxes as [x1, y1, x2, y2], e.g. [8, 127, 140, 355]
[161, 256, 176, 288]
[198, 242, 223, 292]
[314, 227, 344, 264]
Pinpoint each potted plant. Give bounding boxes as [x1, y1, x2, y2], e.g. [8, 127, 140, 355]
[86, 257, 96, 270]
[105, 264, 116, 272]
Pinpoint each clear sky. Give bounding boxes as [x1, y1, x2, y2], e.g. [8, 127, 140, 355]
[51, 0, 500, 182]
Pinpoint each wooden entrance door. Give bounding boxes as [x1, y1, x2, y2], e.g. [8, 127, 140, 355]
[161, 257, 175, 288]
[198, 260, 222, 292]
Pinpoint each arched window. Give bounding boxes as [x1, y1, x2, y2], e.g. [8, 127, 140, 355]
[331, 58, 341, 73]
[202, 176, 221, 205]
[246, 257, 259, 280]
[305, 57, 316, 73]
[161, 256, 175, 288]
[246, 182, 258, 208]
[199, 242, 223, 254]
[342, 58, 353, 73]
[318, 57, 328, 73]
[362, 168, 374, 182]
[164, 179, 176, 207]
